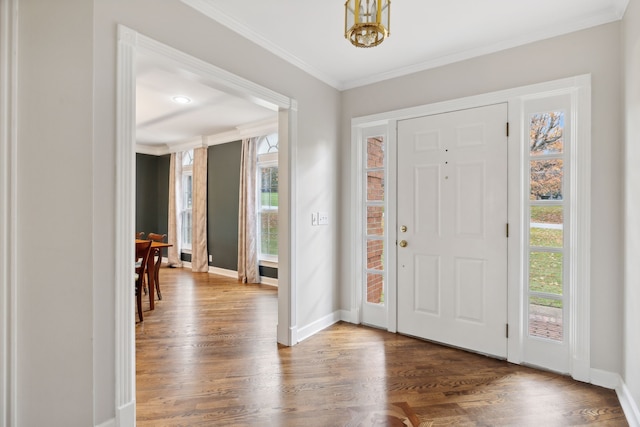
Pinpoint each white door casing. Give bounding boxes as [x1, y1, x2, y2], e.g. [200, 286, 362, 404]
[397, 103, 509, 358]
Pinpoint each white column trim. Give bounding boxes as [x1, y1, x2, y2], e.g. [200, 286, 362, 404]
[115, 25, 137, 426]
[570, 78, 592, 382]
[277, 103, 298, 346]
[115, 25, 299, 424]
[0, 0, 18, 426]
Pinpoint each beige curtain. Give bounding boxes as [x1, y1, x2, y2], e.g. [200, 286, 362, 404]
[191, 147, 208, 272]
[238, 137, 260, 283]
[167, 152, 183, 267]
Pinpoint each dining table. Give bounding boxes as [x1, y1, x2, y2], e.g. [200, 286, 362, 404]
[136, 239, 172, 310]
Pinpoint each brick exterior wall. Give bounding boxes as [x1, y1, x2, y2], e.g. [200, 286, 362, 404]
[366, 137, 385, 304]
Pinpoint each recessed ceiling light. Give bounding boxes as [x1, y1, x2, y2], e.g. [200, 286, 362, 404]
[172, 96, 191, 104]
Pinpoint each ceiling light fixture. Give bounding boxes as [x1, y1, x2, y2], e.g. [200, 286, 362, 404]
[172, 96, 192, 104]
[345, 0, 390, 48]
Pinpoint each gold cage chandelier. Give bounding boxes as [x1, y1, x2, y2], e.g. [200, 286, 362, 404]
[344, 0, 391, 48]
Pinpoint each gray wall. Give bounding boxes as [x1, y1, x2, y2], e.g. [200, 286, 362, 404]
[16, 0, 94, 425]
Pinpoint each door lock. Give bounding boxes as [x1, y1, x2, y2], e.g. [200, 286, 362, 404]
[399, 240, 408, 248]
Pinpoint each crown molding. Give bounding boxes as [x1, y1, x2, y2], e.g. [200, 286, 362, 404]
[180, 0, 341, 90]
[135, 118, 278, 154]
[341, 7, 624, 90]
[181, 0, 629, 91]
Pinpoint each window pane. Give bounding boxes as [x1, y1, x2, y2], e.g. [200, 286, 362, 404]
[367, 136, 384, 168]
[367, 239, 384, 271]
[529, 251, 563, 295]
[181, 210, 192, 247]
[182, 149, 194, 166]
[260, 212, 278, 256]
[257, 133, 279, 155]
[529, 296, 563, 341]
[183, 174, 192, 209]
[367, 171, 384, 201]
[530, 112, 564, 156]
[530, 159, 563, 200]
[260, 167, 279, 208]
[530, 206, 563, 248]
[366, 273, 384, 305]
[367, 206, 384, 236]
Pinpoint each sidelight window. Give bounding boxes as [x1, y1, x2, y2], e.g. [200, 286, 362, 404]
[527, 112, 566, 342]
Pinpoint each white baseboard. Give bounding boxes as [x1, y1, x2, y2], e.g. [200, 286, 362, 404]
[590, 368, 621, 389]
[277, 323, 298, 347]
[260, 276, 278, 287]
[111, 401, 135, 427]
[95, 418, 116, 427]
[589, 369, 639, 427]
[339, 309, 358, 324]
[618, 380, 640, 427]
[208, 266, 237, 278]
[297, 310, 342, 343]
[207, 266, 278, 286]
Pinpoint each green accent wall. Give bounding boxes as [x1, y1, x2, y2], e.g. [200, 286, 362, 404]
[208, 142, 241, 271]
[136, 153, 170, 237]
[136, 146, 277, 279]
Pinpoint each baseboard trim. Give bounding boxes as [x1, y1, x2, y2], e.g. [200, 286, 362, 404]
[618, 380, 640, 427]
[208, 266, 237, 278]
[260, 276, 278, 287]
[589, 369, 639, 426]
[95, 417, 116, 427]
[297, 311, 342, 343]
[590, 368, 621, 389]
[206, 266, 277, 287]
[340, 309, 357, 324]
[114, 401, 135, 427]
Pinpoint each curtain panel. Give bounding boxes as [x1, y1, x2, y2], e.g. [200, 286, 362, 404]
[238, 137, 260, 283]
[167, 152, 183, 267]
[191, 147, 209, 272]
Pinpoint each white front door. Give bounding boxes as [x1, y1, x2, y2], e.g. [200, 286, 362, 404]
[397, 103, 508, 358]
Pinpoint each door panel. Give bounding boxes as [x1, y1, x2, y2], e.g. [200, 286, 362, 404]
[397, 104, 508, 358]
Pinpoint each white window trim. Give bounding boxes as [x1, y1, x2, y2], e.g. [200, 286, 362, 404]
[350, 125, 394, 330]
[350, 74, 591, 382]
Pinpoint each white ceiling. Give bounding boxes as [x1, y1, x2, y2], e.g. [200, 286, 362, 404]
[136, 52, 277, 150]
[137, 0, 628, 150]
[182, 0, 628, 90]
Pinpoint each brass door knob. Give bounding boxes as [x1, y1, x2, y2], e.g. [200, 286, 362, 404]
[399, 240, 408, 248]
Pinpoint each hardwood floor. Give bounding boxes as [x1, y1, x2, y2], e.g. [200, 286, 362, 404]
[136, 268, 627, 426]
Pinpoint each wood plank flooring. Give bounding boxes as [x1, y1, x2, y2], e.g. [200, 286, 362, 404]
[136, 268, 627, 426]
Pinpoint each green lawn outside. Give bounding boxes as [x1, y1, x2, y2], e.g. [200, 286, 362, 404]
[530, 205, 563, 308]
[530, 205, 562, 223]
[261, 191, 278, 207]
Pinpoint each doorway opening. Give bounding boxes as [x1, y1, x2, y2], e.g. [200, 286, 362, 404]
[116, 25, 298, 423]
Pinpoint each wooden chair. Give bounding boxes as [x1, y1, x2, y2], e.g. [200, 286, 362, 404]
[147, 233, 167, 300]
[135, 239, 153, 322]
[136, 231, 145, 239]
